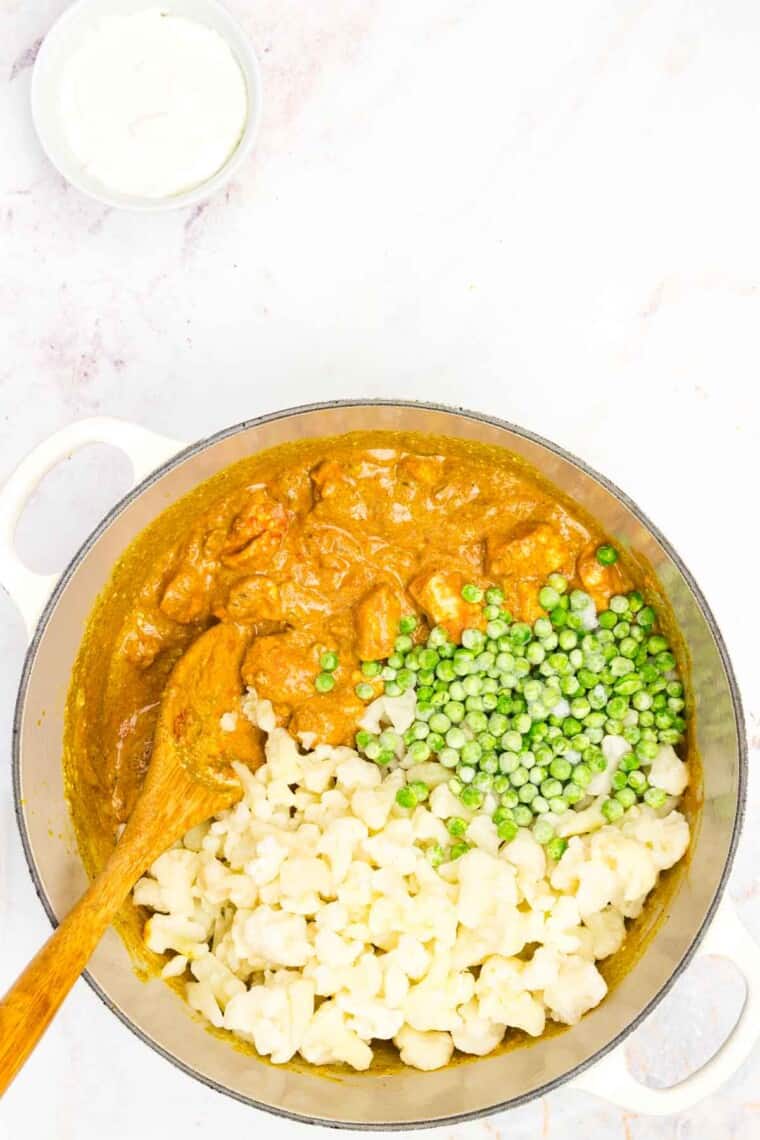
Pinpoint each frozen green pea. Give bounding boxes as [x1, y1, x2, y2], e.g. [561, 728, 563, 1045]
[533, 820, 555, 844]
[546, 836, 568, 861]
[497, 819, 518, 842]
[601, 797, 624, 822]
[513, 805, 534, 827]
[395, 787, 416, 809]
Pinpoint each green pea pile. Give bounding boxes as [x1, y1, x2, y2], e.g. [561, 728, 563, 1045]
[351, 547, 686, 857]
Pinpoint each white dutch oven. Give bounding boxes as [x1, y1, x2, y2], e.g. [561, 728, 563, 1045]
[1, 402, 757, 1128]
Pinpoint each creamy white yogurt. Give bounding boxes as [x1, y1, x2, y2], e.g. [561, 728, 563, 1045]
[59, 8, 248, 199]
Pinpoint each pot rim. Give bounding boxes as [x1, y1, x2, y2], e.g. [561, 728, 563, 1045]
[11, 398, 747, 1129]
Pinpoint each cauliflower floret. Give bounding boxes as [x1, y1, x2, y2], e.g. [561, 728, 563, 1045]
[450, 912, 526, 970]
[337, 861, 374, 916]
[382, 957, 411, 1006]
[335, 755, 383, 790]
[266, 779, 297, 810]
[279, 855, 332, 901]
[134, 848, 200, 916]
[542, 895, 585, 954]
[404, 892, 459, 948]
[551, 825, 661, 921]
[133, 877, 173, 914]
[300, 751, 341, 794]
[237, 906, 313, 967]
[391, 935, 432, 982]
[590, 828, 659, 908]
[313, 900, 349, 932]
[242, 688, 276, 733]
[243, 834, 288, 884]
[293, 788, 318, 813]
[372, 865, 407, 897]
[521, 945, 562, 991]
[403, 761, 451, 787]
[554, 798, 606, 838]
[452, 999, 506, 1056]
[144, 914, 210, 957]
[584, 908, 627, 959]
[465, 813, 500, 855]
[549, 836, 585, 891]
[160, 953, 188, 979]
[189, 955, 245, 1009]
[456, 849, 518, 929]
[476, 956, 546, 1036]
[501, 829, 546, 883]
[622, 807, 690, 870]
[381, 692, 418, 733]
[543, 956, 607, 1025]
[314, 928, 363, 967]
[303, 788, 350, 826]
[482, 986, 545, 1038]
[362, 821, 420, 875]
[304, 960, 344, 997]
[368, 894, 409, 950]
[574, 861, 620, 919]
[196, 857, 258, 908]
[351, 770, 404, 831]
[394, 1025, 454, 1071]
[337, 992, 405, 1040]
[410, 806, 449, 845]
[344, 952, 384, 1002]
[318, 817, 369, 886]
[587, 735, 631, 797]
[264, 727, 305, 785]
[429, 782, 474, 822]
[359, 691, 417, 735]
[300, 1000, 374, 1071]
[224, 974, 315, 1064]
[404, 960, 475, 1032]
[187, 979, 224, 1028]
[412, 855, 458, 899]
[181, 821, 210, 852]
[648, 745, 689, 796]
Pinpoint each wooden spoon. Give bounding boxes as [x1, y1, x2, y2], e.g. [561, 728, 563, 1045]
[0, 621, 262, 1095]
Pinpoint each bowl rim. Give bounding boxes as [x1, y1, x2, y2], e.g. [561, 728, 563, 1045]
[30, 0, 262, 213]
[11, 398, 748, 1129]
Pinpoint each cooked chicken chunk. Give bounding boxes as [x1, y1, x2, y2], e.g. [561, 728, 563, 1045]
[160, 564, 214, 624]
[354, 584, 403, 661]
[486, 521, 574, 580]
[577, 542, 630, 610]
[220, 576, 282, 623]
[409, 569, 484, 641]
[289, 691, 366, 747]
[242, 629, 322, 708]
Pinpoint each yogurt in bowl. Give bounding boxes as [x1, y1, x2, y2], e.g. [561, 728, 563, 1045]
[31, 0, 262, 211]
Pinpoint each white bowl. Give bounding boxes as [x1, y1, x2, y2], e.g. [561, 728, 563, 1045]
[31, 0, 262, 212]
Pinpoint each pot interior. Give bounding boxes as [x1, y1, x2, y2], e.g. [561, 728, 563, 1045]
[14, 402, 743, 1127]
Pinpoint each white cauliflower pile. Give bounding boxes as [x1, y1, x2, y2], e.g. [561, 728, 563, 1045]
[133, 691, 690, 1072]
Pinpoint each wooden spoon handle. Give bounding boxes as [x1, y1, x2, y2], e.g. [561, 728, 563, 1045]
[0, 843, 144, 1096]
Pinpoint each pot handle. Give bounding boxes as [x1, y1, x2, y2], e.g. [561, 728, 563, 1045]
[0, 416, 185, 637]
[569, 897, 759, 1114]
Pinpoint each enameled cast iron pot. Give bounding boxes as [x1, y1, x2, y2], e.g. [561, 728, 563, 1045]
[2, 401, 757, 1128]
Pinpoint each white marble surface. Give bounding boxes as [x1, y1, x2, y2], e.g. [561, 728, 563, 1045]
[1, 0, 759, 1136]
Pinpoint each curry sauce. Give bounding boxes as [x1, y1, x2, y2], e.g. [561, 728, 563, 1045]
[64, 431, 697, 1065]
